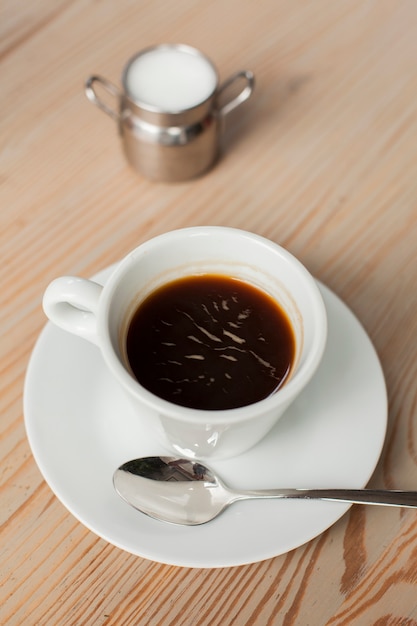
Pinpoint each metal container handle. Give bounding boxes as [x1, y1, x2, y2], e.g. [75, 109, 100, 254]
[86, 71, 254, 122]
[217, 70, 255, 117]
[85, 75, 121, 122]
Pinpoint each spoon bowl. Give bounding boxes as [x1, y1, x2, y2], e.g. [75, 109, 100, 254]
[113, 456, 417, 526]
[114, 457, 233, 524]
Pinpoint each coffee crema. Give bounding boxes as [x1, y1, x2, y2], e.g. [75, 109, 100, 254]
[125, 274, 296, 410]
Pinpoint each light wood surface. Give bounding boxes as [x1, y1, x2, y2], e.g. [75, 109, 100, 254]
[2, 1, 417, 624]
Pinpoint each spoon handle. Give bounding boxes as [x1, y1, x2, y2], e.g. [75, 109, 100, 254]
[236, 489, 417, 508]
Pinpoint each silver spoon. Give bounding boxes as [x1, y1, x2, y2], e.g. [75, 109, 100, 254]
[113, 456, 417, 526]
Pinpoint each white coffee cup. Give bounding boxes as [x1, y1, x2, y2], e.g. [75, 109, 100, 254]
[42, 227, 327, 459]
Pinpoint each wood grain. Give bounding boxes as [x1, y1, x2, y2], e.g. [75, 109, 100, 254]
[1, 1, 417, 624]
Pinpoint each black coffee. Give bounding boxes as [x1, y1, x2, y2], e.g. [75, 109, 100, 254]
[125, 274, 295, 410]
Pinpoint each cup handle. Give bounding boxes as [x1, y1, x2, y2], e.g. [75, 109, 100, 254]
[42, 277, 103, 346]
[85, 75, 121, 122]
[217, 70, 255, 117]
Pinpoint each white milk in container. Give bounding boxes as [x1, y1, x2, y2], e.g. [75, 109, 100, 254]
[85, 44, 254, 182]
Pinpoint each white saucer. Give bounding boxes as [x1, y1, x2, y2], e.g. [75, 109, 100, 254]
[24, 267, 387, 568]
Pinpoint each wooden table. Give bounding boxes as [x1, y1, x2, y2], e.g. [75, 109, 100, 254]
[2, 1, 417, 623]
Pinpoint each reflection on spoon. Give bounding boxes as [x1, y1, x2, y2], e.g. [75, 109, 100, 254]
[113, 456, 417, 526]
